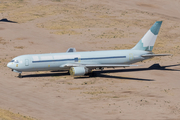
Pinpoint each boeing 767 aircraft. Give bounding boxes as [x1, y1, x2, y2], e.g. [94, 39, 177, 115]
[7, 21, 170, 78]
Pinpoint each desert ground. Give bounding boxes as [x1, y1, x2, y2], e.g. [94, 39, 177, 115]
[0, 0, 180, 119]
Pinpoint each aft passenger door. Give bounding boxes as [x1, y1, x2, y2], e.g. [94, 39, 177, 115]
[129, 53, 134, 61]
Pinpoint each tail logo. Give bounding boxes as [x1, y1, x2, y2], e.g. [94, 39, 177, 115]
[132, 21, 162, 51]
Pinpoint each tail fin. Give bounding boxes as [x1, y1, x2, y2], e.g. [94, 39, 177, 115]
[132, 21, 162, 51]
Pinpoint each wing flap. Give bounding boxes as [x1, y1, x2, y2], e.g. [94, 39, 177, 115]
[85, 64, 138, 67]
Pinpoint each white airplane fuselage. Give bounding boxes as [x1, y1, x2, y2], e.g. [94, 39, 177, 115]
[7, 49, 149, 72]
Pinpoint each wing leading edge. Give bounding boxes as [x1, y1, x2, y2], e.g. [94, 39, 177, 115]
[60, 63, 138, 68]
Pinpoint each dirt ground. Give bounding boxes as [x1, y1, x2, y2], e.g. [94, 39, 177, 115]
[0, 0, 180, 120]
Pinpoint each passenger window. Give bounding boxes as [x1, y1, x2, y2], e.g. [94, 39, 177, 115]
[10, 60, 14, 62]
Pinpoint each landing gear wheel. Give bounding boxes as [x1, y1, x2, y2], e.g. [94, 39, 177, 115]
[18, 73, 23, 78]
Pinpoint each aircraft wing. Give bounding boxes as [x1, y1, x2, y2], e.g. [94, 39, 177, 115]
[60, 63, 138, 68]
[141, 54, 172, 57]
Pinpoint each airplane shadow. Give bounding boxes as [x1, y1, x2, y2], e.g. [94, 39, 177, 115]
[21, 63, 180, 81]
[98, 63, 180, 74]
[76, 74, 154, 81]
[77, 63, 180, 81]
[22, 72, 69, 78]
[0, 18, 18, 23]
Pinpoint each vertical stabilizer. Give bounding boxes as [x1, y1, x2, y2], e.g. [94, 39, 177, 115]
[132, 21, 162, 51]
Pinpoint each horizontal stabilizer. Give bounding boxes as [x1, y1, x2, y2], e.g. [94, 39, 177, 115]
[60, 63, 138, 68]
[141, 54, 172, 57]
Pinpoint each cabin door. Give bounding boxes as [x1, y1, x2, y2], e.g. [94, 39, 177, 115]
[25, 59, 29, 66]
[129, 53, 134, 60]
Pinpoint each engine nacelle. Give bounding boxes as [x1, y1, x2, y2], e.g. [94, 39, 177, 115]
[69, 67, 90, 76]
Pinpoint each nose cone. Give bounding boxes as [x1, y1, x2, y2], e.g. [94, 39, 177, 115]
[7, 62, 12, 69]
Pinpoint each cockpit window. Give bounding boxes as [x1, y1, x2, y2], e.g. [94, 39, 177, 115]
[10, 60, 19, 63]
[14, 60, 19, 63]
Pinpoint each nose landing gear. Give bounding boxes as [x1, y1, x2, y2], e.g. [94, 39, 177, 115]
[11, 70, 22, 78]
[18, 73, 22, 78]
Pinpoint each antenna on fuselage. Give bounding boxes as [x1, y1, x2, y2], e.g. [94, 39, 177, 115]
[66, 48, 76, 53]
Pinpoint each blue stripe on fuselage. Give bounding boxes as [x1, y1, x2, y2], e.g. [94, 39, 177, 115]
[32, 56, 126, 63]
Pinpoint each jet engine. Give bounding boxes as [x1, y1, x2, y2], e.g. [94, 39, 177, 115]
[69, 67, 91, 76]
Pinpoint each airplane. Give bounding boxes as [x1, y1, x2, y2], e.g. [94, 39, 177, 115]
[7, 21, 171, 78]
